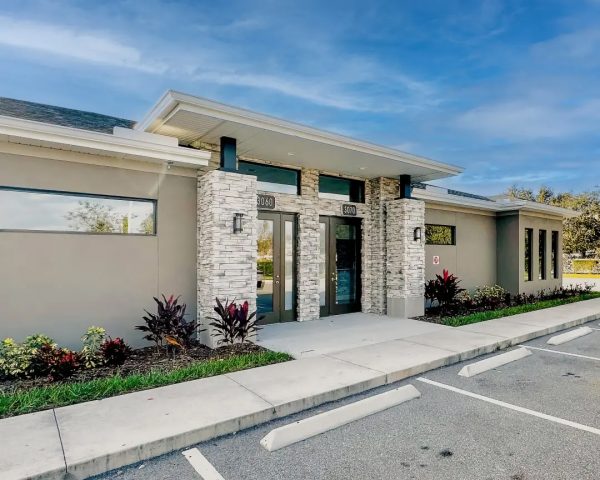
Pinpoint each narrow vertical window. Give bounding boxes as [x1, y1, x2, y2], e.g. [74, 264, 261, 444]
[539, 229, 547, 280]
[524, 228, 533, 282]
[551, 231, 559, 279]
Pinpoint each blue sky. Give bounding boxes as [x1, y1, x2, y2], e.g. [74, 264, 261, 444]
[0, 0, 599, 194]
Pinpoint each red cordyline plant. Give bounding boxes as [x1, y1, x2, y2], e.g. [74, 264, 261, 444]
[425, 269, 465, 314]
[210, 298, 262, 345]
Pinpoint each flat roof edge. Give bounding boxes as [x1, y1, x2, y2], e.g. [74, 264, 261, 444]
[137, 90, 464, 178]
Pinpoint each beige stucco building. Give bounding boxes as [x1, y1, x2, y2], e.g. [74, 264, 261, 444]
[0, 92, 577, 347]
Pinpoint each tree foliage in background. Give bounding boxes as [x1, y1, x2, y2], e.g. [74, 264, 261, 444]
[506, 185, 600, 257]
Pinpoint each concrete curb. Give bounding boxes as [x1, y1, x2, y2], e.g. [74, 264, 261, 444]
[260, 385, 421, 452]
[547, 327, 593, 345]
[458, 347, 532, 377]
[4, 300, 600, 480]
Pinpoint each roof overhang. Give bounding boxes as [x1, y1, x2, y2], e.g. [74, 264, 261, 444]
[136, 90, 464, 181]
[0, 114, 211, 167]
[414, 187, 579, 219]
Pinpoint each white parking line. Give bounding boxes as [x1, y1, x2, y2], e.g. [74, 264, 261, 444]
[417, 377, 600, 437]
[522, 345, 600, 362]
[183, 448, 226, 480]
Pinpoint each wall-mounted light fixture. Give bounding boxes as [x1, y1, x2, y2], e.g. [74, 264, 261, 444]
[413, 226, 422, 242]
[233, 213, 244, 234]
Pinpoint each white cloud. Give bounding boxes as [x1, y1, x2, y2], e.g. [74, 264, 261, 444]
[192, 67, 437, 113]
[531, 27, 600, 63]
[456, 98, 600, 140]
[0, 16, 166, 73]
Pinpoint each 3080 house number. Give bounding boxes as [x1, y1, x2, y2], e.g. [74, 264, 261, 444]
[341, 204, 357, 216]
[257, 194, 276, 210]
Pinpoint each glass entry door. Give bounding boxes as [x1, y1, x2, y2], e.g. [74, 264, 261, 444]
[319, 216, 362, 316]
[257, 212, 296, 324]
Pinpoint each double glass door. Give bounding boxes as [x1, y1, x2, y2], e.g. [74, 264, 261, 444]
[319, 216, 362, 316]
[257, 212, 296, 323]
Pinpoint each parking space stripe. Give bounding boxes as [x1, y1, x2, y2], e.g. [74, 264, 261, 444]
[417, 377, 600, 437]
[522, 345, 600, 362]
[182, 448, 226, 480]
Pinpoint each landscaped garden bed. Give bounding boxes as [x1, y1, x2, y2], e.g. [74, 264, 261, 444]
[0, 295, 291, 418]
[418, 270, 600, 327]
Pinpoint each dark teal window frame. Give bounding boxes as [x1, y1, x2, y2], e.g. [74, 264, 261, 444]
[318, 175, 365, 203]
[238, 161, 300, 195]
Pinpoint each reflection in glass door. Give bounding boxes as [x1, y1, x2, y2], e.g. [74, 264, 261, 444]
[257, 212, 296, 323]
[319, 216, 362, 316]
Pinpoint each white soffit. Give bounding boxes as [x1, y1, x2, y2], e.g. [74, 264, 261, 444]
[137, 91, 464, 181]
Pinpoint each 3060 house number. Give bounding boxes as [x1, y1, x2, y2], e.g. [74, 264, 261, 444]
[257, 194, 276, 210]
[341, 204, 357, 216]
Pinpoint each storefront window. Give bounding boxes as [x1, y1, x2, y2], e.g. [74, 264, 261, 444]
[0, 187, 155, 234]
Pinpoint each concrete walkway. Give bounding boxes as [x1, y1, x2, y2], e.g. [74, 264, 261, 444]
[3, 298, 600, 480]
[255, 312, 450, 357]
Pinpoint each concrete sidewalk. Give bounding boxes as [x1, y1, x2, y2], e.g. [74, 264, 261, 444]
[3, 298, 600, 480]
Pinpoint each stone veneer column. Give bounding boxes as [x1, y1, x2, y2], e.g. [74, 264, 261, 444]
[296, 168, 321, 321]
[197, 170, 257, 346]
[368, 177, 401, 314]
[385, 198, 425, 318]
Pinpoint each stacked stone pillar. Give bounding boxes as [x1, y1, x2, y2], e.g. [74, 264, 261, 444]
[197, 170, 257, 347]
[385, 198, 425, 317]
[368, 177, 402, 314]
[296, 168, 321, 321]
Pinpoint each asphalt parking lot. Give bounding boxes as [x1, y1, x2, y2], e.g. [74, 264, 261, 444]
[93, 321, 600, 480]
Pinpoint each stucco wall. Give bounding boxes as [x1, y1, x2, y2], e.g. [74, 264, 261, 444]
[425, 207, 497, 290]
[496, 213, 521, 293]
[0, 150, 197, 348]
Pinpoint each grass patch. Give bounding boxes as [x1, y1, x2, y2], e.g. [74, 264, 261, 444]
[442, 292, 600, 327]
[0, 350, 292, 418]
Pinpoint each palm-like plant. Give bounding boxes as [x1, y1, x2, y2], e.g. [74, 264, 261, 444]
[136, 295, 200, 351]
[210, 298, 262, 345]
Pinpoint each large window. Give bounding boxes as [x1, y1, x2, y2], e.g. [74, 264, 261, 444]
[0, 187, 156, 234]
[238, 161, 300, 195]
[425, 224, 456, 245]
[539, 229, 547, 280]
[551, 230, 559, 279]
[524, 228, 533, 281]
[318, 175, 365, 203]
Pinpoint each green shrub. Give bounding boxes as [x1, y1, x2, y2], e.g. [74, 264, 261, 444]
[0, 338, 36, 379]
[573, 259, 599, 274]
[80, 326, 107, 369]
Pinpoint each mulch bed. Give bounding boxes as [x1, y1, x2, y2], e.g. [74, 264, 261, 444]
[0, 342, 266, 394]
[413, 313, 448, 324]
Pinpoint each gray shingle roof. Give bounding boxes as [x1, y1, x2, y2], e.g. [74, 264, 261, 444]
[0, 97, 135, 134]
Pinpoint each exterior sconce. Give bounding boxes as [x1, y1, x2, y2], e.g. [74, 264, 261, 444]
[233, 213, 244, 234]
[413, 226, 422, 242]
